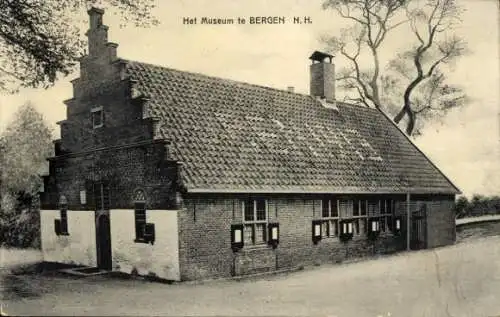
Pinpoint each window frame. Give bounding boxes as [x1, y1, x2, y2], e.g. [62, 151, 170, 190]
[94, 181, 110, 211]
[133, 189, 148, 244]
[329, 198, 395, 236]
[59, 205, 69, 235]
[319, 199, 340, 238]
[338, 199, 369, 236]
[91, 106, 104, 129]
[242, 198, 269, 247]
[380, 199, 394, 233]
[134, 202, 147, 243]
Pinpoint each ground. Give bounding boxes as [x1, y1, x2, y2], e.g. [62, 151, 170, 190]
[1, 227, 500, 317]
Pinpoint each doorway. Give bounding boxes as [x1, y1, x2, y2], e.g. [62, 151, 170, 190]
[96, 212, 112, 270]
[410, 204, 427, 250]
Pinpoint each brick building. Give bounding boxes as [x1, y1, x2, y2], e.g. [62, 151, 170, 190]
[39, 8, 460, 281]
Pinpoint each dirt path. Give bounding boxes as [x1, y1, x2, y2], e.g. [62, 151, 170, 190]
[2, 237, 500, 316]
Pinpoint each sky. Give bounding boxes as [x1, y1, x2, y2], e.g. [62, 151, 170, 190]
[0, 0, 498, 197]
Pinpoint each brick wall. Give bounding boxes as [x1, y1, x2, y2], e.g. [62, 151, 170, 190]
[178, 198, 235, 280]
[178, 194, 450, 281]
[41, 26, 177, 211]
[426, 195, 456, 248]
[41, 141, 178, 210]
[61, 75, 154, 154]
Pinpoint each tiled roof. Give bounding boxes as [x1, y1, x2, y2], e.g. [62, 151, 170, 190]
[125, 60, 460, 195]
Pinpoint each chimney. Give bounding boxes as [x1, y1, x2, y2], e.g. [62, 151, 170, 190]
[85, 7, 118, 61]
[287, 86, 295, 93]
[309, 51, 335, 103]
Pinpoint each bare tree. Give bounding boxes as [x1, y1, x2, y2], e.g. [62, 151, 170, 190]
[0, 0, 157, 93]
[322, 0, 468, 136]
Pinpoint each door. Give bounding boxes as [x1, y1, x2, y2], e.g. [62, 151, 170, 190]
[96, 213, 112, 270]
[410, 204, 427, 250]
[94, 181, 112, 270]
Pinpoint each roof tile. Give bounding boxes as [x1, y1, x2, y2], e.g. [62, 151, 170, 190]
[125, 60, 459, 194]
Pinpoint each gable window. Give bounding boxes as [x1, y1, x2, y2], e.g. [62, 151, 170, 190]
[242, 198, 268, 246]
[133, 189, 147, 242]
[91, 106, 104, 129]
[320, 199, 339, 238]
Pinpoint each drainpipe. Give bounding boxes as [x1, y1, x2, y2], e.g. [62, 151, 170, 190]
[406, 192, 411, 251]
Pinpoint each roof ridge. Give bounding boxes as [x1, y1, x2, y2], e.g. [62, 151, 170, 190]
[123, 58, 318, 100]
[121, 58, 381, 113]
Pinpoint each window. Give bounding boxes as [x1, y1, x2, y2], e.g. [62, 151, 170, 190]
[134, 202, 146, 241]
[242, 198, 268, 246]
[94, 181, 110, 210]
[58, 195, 69, 235]
[320, 199, 339, 238]
[367, 200, 380, 217]
[360, 200, 367, 216]
[91, 106, 104, 129]
[353, 200, 360, 216]
[381, 199, 394, 233]
[339, 199, 369, 236]
[133, 189, 147, 242]
[59, 207, 69, 235]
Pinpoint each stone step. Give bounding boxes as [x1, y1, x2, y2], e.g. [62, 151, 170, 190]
[58, 266, 111, 278]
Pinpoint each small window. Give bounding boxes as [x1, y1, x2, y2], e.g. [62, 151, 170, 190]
[242, 198, 268, 246]
[91, 106, 104, 129]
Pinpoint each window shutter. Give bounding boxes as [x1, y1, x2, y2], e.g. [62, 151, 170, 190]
[267, 223, 279, 248]
[339, 219, 354, 242]
[54, 219, 62, 235]
[231, 224, 244, 252]
[144, 223, 155, 245]
[312, 220, 322, 244]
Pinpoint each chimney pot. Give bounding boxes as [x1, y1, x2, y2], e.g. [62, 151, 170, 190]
[309, 50, 335, 102]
